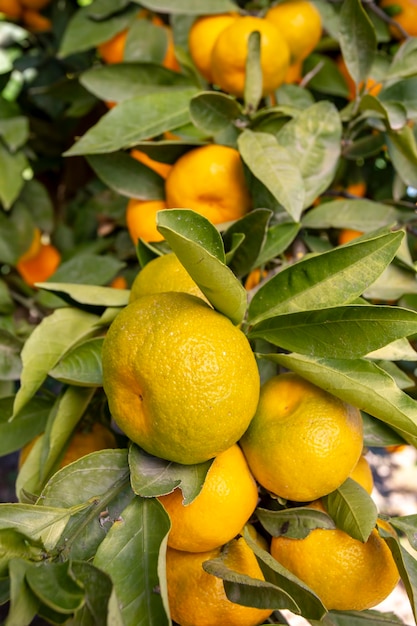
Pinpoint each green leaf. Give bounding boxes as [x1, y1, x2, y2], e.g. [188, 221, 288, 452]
[80, 63, 194, 104]
[362, 412, 407, 448]
[129, 445, 213, 504]
[93, 497, 170, 626]
[265, 352, 417, 447]
[39, 450, 133, 562]
[302, 199, 407, 230]
[137, 0, 237, 14]
[0, 329, 22, 380]
[44, 254, 125, 286]
[16, 179, 55, 234]
[12, 309, 101, 417]
[254, 222, 300, 267]
[0, 117, 29, 151]
[65, 88, 198, 156]
[243, 529, 327, 620]
[189, 92, 243, 135]
[244, 30, 262, 113]
[238, 129, 304, 222]
[157, 209, 247, 325]
[0, 143, 27, 209]
[69, 561, 113, 626]
[389, 515, 417, 551]
[313, 609, 410, 625]
[0, 396, 50, 456]
[26, 561, 85, 614]
[276, 101, 342, 208]
[366, 337, 417, 362]
[364, 264, 417, 301]
[380, 77, 417, 119]
[248, 231, 403, 324]
[359, 95, 407, 131]
[385, 126, 417, 188]
[87, 152, 165, 200]
[256, 506, 336, 540]
[223, 209, 271, 278]
[338, 0, 377, 90]
[36, 283, 129, 308]
[7, 559, 39, 626]
[387, 38, 417, 80]
[303, 54, 350, 98]
[59, 4, 137, 58]
[249, 304, 417, 359]
[49, 338, 104, 387]
[322, 479, 378, 542]
[124, 18, 167, 63]
[0, 529, 44, 576]
[0, 504, 72, 550]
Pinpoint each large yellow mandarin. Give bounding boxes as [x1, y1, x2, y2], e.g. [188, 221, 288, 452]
[166, 538, 273, 626]
[101, 292, 260, 465]
[265, 0, 322, 63]
[165, 144, 252, 224]
[240, 372, 363, 502]
[129, 252, 207, 303]
[271, 511, 399, 610]
[158, 444, 259, 552]
[211, 15, 290, 97]
[188, 13, 239, 83]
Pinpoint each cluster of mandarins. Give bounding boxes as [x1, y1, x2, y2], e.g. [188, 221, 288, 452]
[0, 0, 51, 31]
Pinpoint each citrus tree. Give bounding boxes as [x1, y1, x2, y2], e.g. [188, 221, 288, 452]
[2, 0, 417, 624]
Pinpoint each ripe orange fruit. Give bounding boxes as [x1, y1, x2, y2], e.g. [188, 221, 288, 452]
[166, 537, 273, 626]
[125, 198, 168, 243]
[22, 8, 51, 30]
[211, 16, 290, 97]
[19, 422, 118, 470]
[350, 454, 374, 494]
[380, 0, 417, 38]
[158, 444, 259, 552]
[188, 13, 239, 83]
[0, 0, 22, 19]
[338, 228, 364, 245]
[110, 275, 128, 290]
[270, 504, 399, 610]
[240, 372, 363, 502]
[244, 267, 268, 291]
[165, 144, 252, 225]
[101, 292, 260, 465]
[16, 241, 61, 287]
[265, 0, 322, 63]
[130, 148, 172, 179]
[129, 252, 207, 303]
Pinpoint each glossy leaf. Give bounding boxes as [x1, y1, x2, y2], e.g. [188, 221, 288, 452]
[0, 504, 73, 550]
[385, 126, 417, 188]
[137, 0, 237, 13]
[249, 304, 417, 359]
[36, 283, 130, 308]
[0, 396, 50, 455]
[323, 478, 378, 542]
[87, 152, 165, 200]
[338, 0, 377, 90]
[256, 506, 335, 540]
[26, 561, 85, 614]
[254, 222, 300, 267]
[129, 445, 212, 504]
[65, 88, 198, 156]
[276, 101, 342, 208]
[49, 338, 104, 387]
[69, 561, 113, 626]
[93, 497, 170, 626]
[189, 92, 243, 135]
[248, 231, 403, 324]
[266, 352, 417, 447]
[12, 309, 101, 418]
[157, 210, 247, 324]
[44, 254, 125, 287]
[238, 129, 304, 222]
[223, 209, 271, 278]
[302, 199, 407, 230]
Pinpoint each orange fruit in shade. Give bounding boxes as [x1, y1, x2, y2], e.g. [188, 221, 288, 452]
[265, 0, 322, 63]
[22, 8, 51, 30]
[188, 13, 239, 83]
[211, 16, 290, 97]
[338, 228, 364, 245]
[110, 275, 128, 289]
[244, 267, 268, 291]
[19, 422, 118, 469]
[98, 11, 179, 70]
[337, 56, 382, 100]
[270, 504, 399, 610]
[158, 444, 259, 552]
[130, 148, 172, 179]
[126, 198, 168, 243]
[165, 144, 252, 225]
[239, 372, 363, 502]
[349, 454, 374, 494]
[0, 0, 22, 19]
[166, 537, 273, 626]
[380, 0, 417, 38]
[16, 241, 61, 287]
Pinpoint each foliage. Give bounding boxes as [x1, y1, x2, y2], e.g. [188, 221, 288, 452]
[1, 0, 417, 624]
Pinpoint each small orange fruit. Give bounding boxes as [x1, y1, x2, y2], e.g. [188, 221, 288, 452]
[126, 198, 168, 243]
[338, 229, 364, 245]
[16, 241, 61, 287]
[188, 13, 239, 83]
[22, 8, 52, 31]
[110, 275, 128, 290]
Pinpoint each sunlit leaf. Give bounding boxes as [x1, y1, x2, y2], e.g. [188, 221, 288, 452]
[36, 283, 130, 308]
[137, 0, 237, 13]
[49, 338, 104, 387]
[256, 506, 336, 540]
[323, 478, 378, 542]
[338, 0, 377, 90]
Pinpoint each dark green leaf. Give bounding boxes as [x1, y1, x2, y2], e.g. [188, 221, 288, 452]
[0, 143, 27, 209]
[223, 209, 271, 278]
[7, 559, 39, 626]
[87, 152, 165, 200]
[124, 18, 167, 63]
[129, 444, 212, 504]
[93, 497, 170, 626]
[44, 253, 125, 286]
[303, 54, 350, 98]
[49, 338, 104, 387]
[0, 329, 22, 381]
[26, 561, 85, 614]
[69, 561, 113, 626]
[323, 478, 378, 542]
[386, 126, 417, 188]
[248, 231, 403, 324]
[249, 304, 417, 359]
[0, 529, 44, 576]
[65, 88, 198, 156]
[362, 412, 408, 448]
[256, 506, 336, 540]
[189, 92, 243, 135]
[254, 222, 300, 267]
[266, 353, 417, 447]
[389, 515, 417, 551]
[157, 209, 247, 324]
[338, 0, 377, 89]
[302, 199, 406, 230]
[0, 396, 50, 456]
[238, 129, 304, 222]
